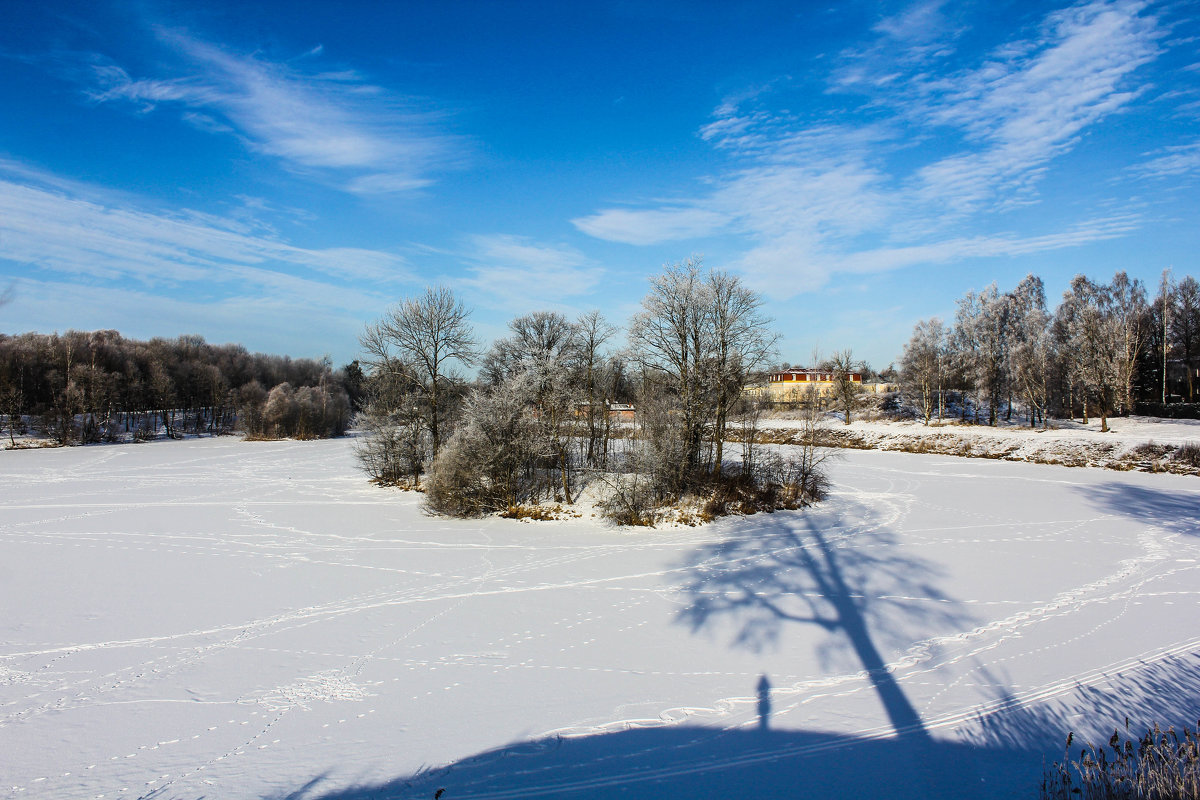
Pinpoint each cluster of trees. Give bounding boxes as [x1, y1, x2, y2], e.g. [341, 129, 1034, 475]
[357, 260, 828, 524]
[899, 271, 1200, 431]
[0, 330, 353, 444]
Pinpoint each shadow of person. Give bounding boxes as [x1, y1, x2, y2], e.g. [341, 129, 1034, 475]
[757, 674, 772, 731]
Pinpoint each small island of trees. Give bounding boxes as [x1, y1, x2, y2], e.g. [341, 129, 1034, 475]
[355, 258, 830, 526]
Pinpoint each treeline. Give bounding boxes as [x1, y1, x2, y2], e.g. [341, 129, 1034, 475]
[0, 330, 354, 445]
[899, 271, 1200, 430]
[357, 260, 829, 525]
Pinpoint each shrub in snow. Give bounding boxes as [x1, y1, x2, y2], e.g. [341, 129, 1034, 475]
[423, 379, 542, 517]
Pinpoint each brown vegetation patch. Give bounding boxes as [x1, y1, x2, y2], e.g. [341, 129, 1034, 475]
[1174, 443, 1200, 469]
[499, 504, 581, 521]
[4, 440, 61, 450]
[242, 432, 285, 442]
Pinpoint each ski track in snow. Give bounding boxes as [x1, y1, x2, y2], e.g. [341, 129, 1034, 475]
[2, 437, 1199, 798]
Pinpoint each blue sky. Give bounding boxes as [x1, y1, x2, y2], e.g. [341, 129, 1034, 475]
[2, 1, 1198, 370]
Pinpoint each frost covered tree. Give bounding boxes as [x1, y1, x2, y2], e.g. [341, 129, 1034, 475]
[354, 368, 427, 486]
[1156, 269, 1174, 403]
[424, 374, 541, 516]
[1109, 271, 1147, 416]
[899, 319, 947, 425]
[575, 310, 617, 467]
[484, 311, 582, 503]
[427, 308, 625, 514]
[1007, 275, 1054, 429]
[1061, 276, 1121, 432]
[953, 285, 1011, 425]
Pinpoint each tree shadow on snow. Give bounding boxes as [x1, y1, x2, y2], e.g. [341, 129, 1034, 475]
[671, 506, 967, 741]
[1074, 481, 1200, 538]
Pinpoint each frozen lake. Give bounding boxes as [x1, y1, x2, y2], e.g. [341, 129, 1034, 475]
[3, 436, 1199, 799]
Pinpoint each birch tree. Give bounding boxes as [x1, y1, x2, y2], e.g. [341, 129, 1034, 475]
[953, 286, 1009, 424]
[1007, 275, 1053, 428]
[900, 319, 947, 425]
[1062, 276, 1120, 432]
[1109, 271, 1147, 415]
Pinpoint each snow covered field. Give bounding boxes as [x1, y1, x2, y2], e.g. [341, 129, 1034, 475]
[3, 436, 1200, 799]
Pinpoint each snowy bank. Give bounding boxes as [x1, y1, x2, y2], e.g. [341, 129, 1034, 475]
[758, 414, 1200, 475]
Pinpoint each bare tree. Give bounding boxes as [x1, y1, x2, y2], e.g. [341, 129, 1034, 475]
[705, 269, 777, 472]
[576, 310, 617, 466]
[1, 383, 21, 446]
[361, 286, 478, 461]
[628, 258, 774, 478]
[628, 258, 711, 478]
[354, 366, 427, 486]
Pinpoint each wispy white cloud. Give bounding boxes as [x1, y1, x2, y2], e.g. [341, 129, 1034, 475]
[84, 27, 463, 193]
[578, 122, 893, 249]
[832, 0, 963, 91]
[460, 234, 604, 307]
[571, 207, 729, 245]
[574, 1, 1166, 297]
[1133, 140, 1200, 178]
[0, 160, 408, 308]
[729, 214, 1142, 294]
[907, 0, 1163, 214]
[872, 0, 954, 44]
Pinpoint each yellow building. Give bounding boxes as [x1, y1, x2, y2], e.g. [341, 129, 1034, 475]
[746, 368, 863, 403]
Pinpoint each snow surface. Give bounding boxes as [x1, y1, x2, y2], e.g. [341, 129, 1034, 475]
[3, 436, 1200, 799]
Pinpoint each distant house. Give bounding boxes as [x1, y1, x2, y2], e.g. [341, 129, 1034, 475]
[575, 401, 636, 421]
[606, 403, 636, 421]
[745, 368, 863, 402]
